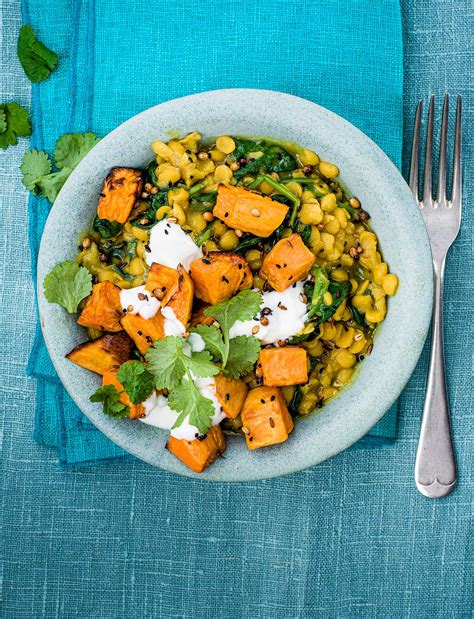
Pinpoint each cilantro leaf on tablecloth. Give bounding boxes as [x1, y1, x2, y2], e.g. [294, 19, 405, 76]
[18, 24, 58, 83]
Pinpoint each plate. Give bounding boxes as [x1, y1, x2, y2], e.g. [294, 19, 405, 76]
[37, 89, 433, 480]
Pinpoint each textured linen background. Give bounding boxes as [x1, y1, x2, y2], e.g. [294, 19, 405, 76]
[1, 1, 473, 618]
[25, 0, 402, 465]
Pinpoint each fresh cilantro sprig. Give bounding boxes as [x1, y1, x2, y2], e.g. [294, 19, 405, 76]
[21, 132, 101, 203]
[43, 260, 92, 313]
[90, 384, 130, 419]
[117, 361, 154, 404]
[168, 378, 217, 436]
[145, 337, 219, 435]
[18, 24, 58, 83]
[190, 289, 262, 379]
[0, 103, 31, 150]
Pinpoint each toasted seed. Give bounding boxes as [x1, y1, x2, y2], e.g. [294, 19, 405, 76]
[197, 151, 209, 160]
[127, 305, 134, 312]
[167, 216, 178, 223]
[349, 197, 361, 208]
[203, 212, 214, 222]
[250, 208, 260, 217]
[260, 316, 269, 326]
[82, 237, 91, 249]
[150, 186, 158, 194]
[152, 288, 165, 300]
[144, 183, 152, 192]
[141, 192, 149, 198]
[242, 426, 250, 435]
[251, 325, 260, 334]
[235, 229, 243, 237]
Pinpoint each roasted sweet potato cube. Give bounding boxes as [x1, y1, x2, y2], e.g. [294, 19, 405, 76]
[66, 332, 133, 375]
[97, 167, 144, 224]
[189, 251, 252, 304]
[241, 386, 294, 450]
[168, 266, 194, 326]
[166, 425, 226, 473]
[145, 263, 180, 306]
[120, 311, 165, 354]
[259, 233, 315, 292]
[102, 370, 144, 419]
[215, 374, 248, 419]
[258, 347, 308, 386]
[77, 281, 123, 332]
[213, 184, 288, 238]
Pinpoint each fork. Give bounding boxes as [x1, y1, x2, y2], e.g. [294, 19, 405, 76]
[410, 94, 462, 498]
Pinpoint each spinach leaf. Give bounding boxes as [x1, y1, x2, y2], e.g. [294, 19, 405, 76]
[234, 234, 263, 255]
[350, 303, 368, 328]
[92, 215, 122, 239]
[130, 191, 168, 228]
[307, 268, 329, 319]
[309, 280, 351, 325]
[233, 141, 297, 179]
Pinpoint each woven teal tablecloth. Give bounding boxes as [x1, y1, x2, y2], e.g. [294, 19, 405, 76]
[2, 0, 472, 616]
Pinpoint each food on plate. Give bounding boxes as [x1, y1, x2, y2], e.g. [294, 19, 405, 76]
[44, 132, 398, 472]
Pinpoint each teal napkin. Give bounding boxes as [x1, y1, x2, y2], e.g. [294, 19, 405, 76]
[25, 0, 403, 466]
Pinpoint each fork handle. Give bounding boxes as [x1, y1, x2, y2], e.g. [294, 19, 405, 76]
[415, 258, 457, 498]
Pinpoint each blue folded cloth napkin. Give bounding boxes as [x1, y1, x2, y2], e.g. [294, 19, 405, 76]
[25, 0, 403, 466]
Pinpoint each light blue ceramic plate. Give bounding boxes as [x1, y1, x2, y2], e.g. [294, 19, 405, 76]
[37, 89, 433, 481]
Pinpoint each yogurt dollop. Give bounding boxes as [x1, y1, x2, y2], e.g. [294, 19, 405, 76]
[229, 281, 308, 344]
[145, 220, 202, 270]
[119, 285, 160, 320]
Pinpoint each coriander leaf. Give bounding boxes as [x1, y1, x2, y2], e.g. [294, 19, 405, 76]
[0, 103, 31, 150]
[189, 325, 225, 360]
[53, 132, 101, 170]
[168, 377, 215, 435]
[6, 102, 31, 136]
[204, 289, 262, 332]
[20, 149, 52, 191]
[43, 260, 92, 313]
[223, 335, 261, 379]
[0, 109, 6, 133]
[18, 24, 58, 83]
[90, 384, 130, 419]
[145, 336, 187, 390]
[35, 166, 71, 203]
[186, 350, 220, 378]
[117, 361, 154, 404]
[204, 289, 262, 365]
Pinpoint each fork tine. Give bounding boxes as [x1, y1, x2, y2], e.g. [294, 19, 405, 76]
[423, 95, 434, 205]
[451, 96, 462, 207]
[437, 94, 449, 204]
[409, 100, 422, 201]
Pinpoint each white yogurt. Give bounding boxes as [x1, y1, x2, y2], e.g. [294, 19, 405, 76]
[229, 281, 308, 344]
[145, 220, 202, 270]
[161, 306, 186, 337]
[139, 376, 225, 440]
[119, 285, 160, 319]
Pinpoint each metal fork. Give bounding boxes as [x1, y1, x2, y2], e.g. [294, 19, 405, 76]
[410, 94, 462, 498]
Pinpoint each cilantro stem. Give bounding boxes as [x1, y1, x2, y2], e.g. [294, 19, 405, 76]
[188, 181, 207, 196]
[247, 174, 301, 228]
